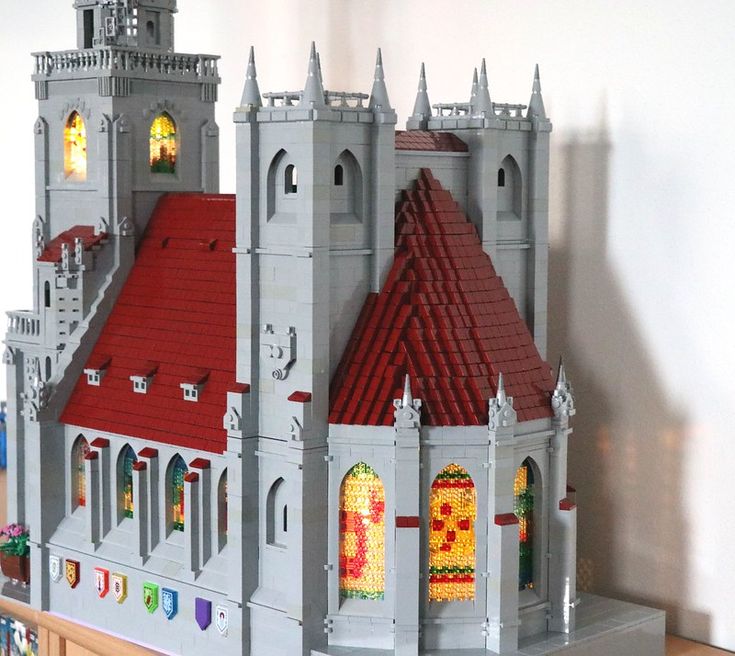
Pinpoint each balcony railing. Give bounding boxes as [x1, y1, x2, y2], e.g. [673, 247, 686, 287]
[6, 311, 40, 343]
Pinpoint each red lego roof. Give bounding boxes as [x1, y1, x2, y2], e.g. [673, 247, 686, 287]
[61, 194, 236, 454]
[38, 226, 107, 263]
[329, 169, 554, 427]
[395, 130, 468, 153]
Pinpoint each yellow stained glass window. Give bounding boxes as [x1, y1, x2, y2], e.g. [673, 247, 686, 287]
[121, 446, 136, 519]
[150, 112, 177, 174]
[64, 111, 87, 180]
[74, 436, 90, 508]
[339, 463, 385, 601]
[171, 456, 187, 531]
[429, 464, 476, 602]
[514, 460, 535, 591]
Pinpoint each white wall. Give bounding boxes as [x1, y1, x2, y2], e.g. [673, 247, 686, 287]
[1, 0, 734, 649]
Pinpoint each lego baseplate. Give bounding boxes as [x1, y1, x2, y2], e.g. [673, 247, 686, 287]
[312, 594, 665, 656]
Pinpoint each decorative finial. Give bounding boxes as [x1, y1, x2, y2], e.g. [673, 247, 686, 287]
[495, 371, 507, 405]
[410, 62, 432, 128]
[240, 46, 262, 109]
[369, 48, 392, 111]
[401, 373, 413, 408]
[527, 63, 547, 120]
[555, 356, 567, 389]
[469, 67, 478, 109]
[299, 42, 326, 108]
[474, 58, 493, 116]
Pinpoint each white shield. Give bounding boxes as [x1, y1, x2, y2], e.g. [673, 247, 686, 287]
[215, 605, 228, 636]
[112, 572, 127, 603]
[49, 555, 62, 583]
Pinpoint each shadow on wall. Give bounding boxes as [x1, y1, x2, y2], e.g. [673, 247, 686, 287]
[546, 115, 710, 639]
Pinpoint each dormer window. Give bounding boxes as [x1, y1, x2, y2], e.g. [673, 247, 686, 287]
[84, 356, 111, 387]
[180, 371, 209, 402]
[130, 364, 158, 394]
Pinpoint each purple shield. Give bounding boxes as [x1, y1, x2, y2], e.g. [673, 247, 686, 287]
[195, 597, 212, 630]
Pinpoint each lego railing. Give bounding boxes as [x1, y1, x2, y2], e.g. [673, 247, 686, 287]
[432, 102, 527, 118]
[32, 48, 219, 81]
[262, 90, 369, 109]
[6, 311, 40, 342]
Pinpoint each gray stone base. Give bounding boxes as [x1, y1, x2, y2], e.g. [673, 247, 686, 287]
[312, 594, 665, 656]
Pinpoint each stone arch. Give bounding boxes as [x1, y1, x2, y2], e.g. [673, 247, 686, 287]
[339, 463, 385, 602]
[331, 149, 363, 223]
[117, 444, 137, 521]
[166, 455, 188, 533]
[267, 149, 299, 220]
[498, 154, 522, 219]
[149, 111, 178, 174]
[266, 477, 288, 547]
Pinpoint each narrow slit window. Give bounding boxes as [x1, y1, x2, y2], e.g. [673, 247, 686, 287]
[334, 164, 344, 186]
[72, 436, 90, 509]
[498, 168, 506, 187]
[44, 281, 51, 308]
[515, 459, 535, 591]
[283, 505, 288, 533]
[339, 463, 385, 601]
[120, 445, 136, 519]
[428, 464, 476, 602]
[170, 455, 187, 531]
[218, 471, 228, 550]
[64, 111, 87, 180]
[150, 113, 177, 174]
[285, 165, 298, 194]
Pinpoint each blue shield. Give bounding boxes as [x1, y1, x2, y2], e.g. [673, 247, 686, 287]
[162, 587, 178, 620]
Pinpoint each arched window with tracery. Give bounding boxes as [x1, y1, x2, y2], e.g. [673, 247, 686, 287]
[72, 435, 90, 509]
[118, 445, 136, 519]
[149, 112, 177, 174]
[428, 464, 476, 602]
[339, 463, 385, 601]
[64, 111, 87, 180]
[515, 458, 536, 591]
[168, 455, 187, 532]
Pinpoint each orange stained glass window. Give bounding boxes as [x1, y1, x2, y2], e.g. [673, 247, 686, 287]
[429, 464, 476, 602]
[339, 463, 385, 601]
[514, 460, 535, 591]
[74, 436, 90, 508]
[64, 111, 87, 179]
[150, 113, 177, 174]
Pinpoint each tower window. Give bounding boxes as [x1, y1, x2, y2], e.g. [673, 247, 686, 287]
[266, 478, 287, 547]
[72, 435, 90, 509]
[498, 168, 506, 187]
[64, 111, 87, 180]
[44, 281, 51, 308]
[150, 113, 177, 174]
[515, 459, 536, 591]
[119, 445, 136, 519]
[428, 464, 476, 602]
[339, 463, 385, 601]
[83, 10, 94, 48]
[334, 164, 344, 186]
[285, 165, 298, 194]
[169, 455, 187, 532]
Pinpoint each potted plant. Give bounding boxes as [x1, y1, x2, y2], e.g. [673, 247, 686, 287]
[0, 523, 30, 585]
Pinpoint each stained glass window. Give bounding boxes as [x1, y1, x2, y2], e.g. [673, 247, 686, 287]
[429, 464, 476, 602]
[514, 459, 535, 591]
[171, 455, 187, 532]
[339, 463, 385, 601]
[73, 436, 90, 508]
[120, 445, 136, 519]
[150, 113, 177, 174]
[64, 111, 87, 180]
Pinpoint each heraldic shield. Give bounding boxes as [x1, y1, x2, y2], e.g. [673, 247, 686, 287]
[112, 572, 127, 603]
[162, 588, 178, 620]
[144, 581, 159, 613]
[65, 559, 80, 588]
[49, 555, 62, 583]
[94, 567, 110, 598]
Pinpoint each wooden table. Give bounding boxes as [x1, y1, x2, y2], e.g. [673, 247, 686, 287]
[667, 636, 733, 655]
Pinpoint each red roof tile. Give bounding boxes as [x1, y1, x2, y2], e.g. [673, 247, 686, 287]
[395, 131, 468, 153]
[61, 194, 236, 454]
[38, 226, 107, 262]
[329, 169, 554, 427]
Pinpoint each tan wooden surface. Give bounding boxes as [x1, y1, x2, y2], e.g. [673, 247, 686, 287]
[667, 636, 734, 655]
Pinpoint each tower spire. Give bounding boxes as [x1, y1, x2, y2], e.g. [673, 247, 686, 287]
[474, 58, 493, 117]
[401, 373, 414, 408]
[240, 46, 262, 109]
[469, 67, 478, 111]
[369, 48, 392, 111]
[495, 371, 507, 405]
[410, 63, 432, 129]
[299, 42, 326, 108]
[527, 63, 547, 119]
[555, 357, 567, 390]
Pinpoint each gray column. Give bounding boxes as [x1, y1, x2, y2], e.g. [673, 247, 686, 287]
[91, 438, 110, 537]
[184, 471, 200, 575]
[190, 458, 211, 565]
[138, 447, 159, 550]
[85, 450, 100, 546]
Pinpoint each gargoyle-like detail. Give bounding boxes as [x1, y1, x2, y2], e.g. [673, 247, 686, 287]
[118, 216, 135, 237]
[2, 346, 16, 366]
[488, 372, 517, 430]
[551, 358, 575, 420]
[23, 357, 51, 421]
[33, 216, 46, 259]
[289, 416, 303, 441]
[60, 243, 71, 271]
[393, 374, 422, 429]
[96, 217, 109, 236]
[261, 324, 297, 380]
[223, 407, 242, 432]
[33, 117, 46, 135]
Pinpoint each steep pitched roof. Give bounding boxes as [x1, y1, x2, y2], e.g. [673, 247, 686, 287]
[329, 169, 554, 426]
[38, 226, 107, 263]
[61, 194, 236, 453]
[395, 130, 468, 153]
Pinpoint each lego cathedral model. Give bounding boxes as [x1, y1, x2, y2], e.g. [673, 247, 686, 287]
[2, 2, 665, 655]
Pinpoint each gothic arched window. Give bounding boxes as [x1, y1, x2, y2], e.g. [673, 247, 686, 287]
[515, 458, 536, 591]
[118, 445, 136, 519]
[339, 463, 385, 601]
[64, 111, 87, 180]
[168, 455, 187, 532]
[285, 164, 298, 194]
[218, 469, 228, 551]
[72, 435, 90, 509]
[428, 464, 476, 602]
[150, 112, 177, 174]
[266, 478, 287, 547]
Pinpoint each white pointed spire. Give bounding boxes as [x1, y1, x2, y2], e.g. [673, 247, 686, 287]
[240, 46, 262, 109]
[369, 48, 392, 111]
[299, 42, 325, 108]
[469, 67, 478, 109]
[401, 373, 413, 408]
[410, 63, 432, 126]
[474, 58, 493, 117]
[495, 372, 507, 405]
[316, 50, 324, 87]
[555, 357, 567, 390]
[527, 63, 546, 119]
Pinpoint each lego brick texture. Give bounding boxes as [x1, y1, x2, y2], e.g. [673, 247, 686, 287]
[329, 168, 554, 426]
[62, 193, 236, 453]
[37, 226, 107, 262]
[395, 131, 468, 153]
